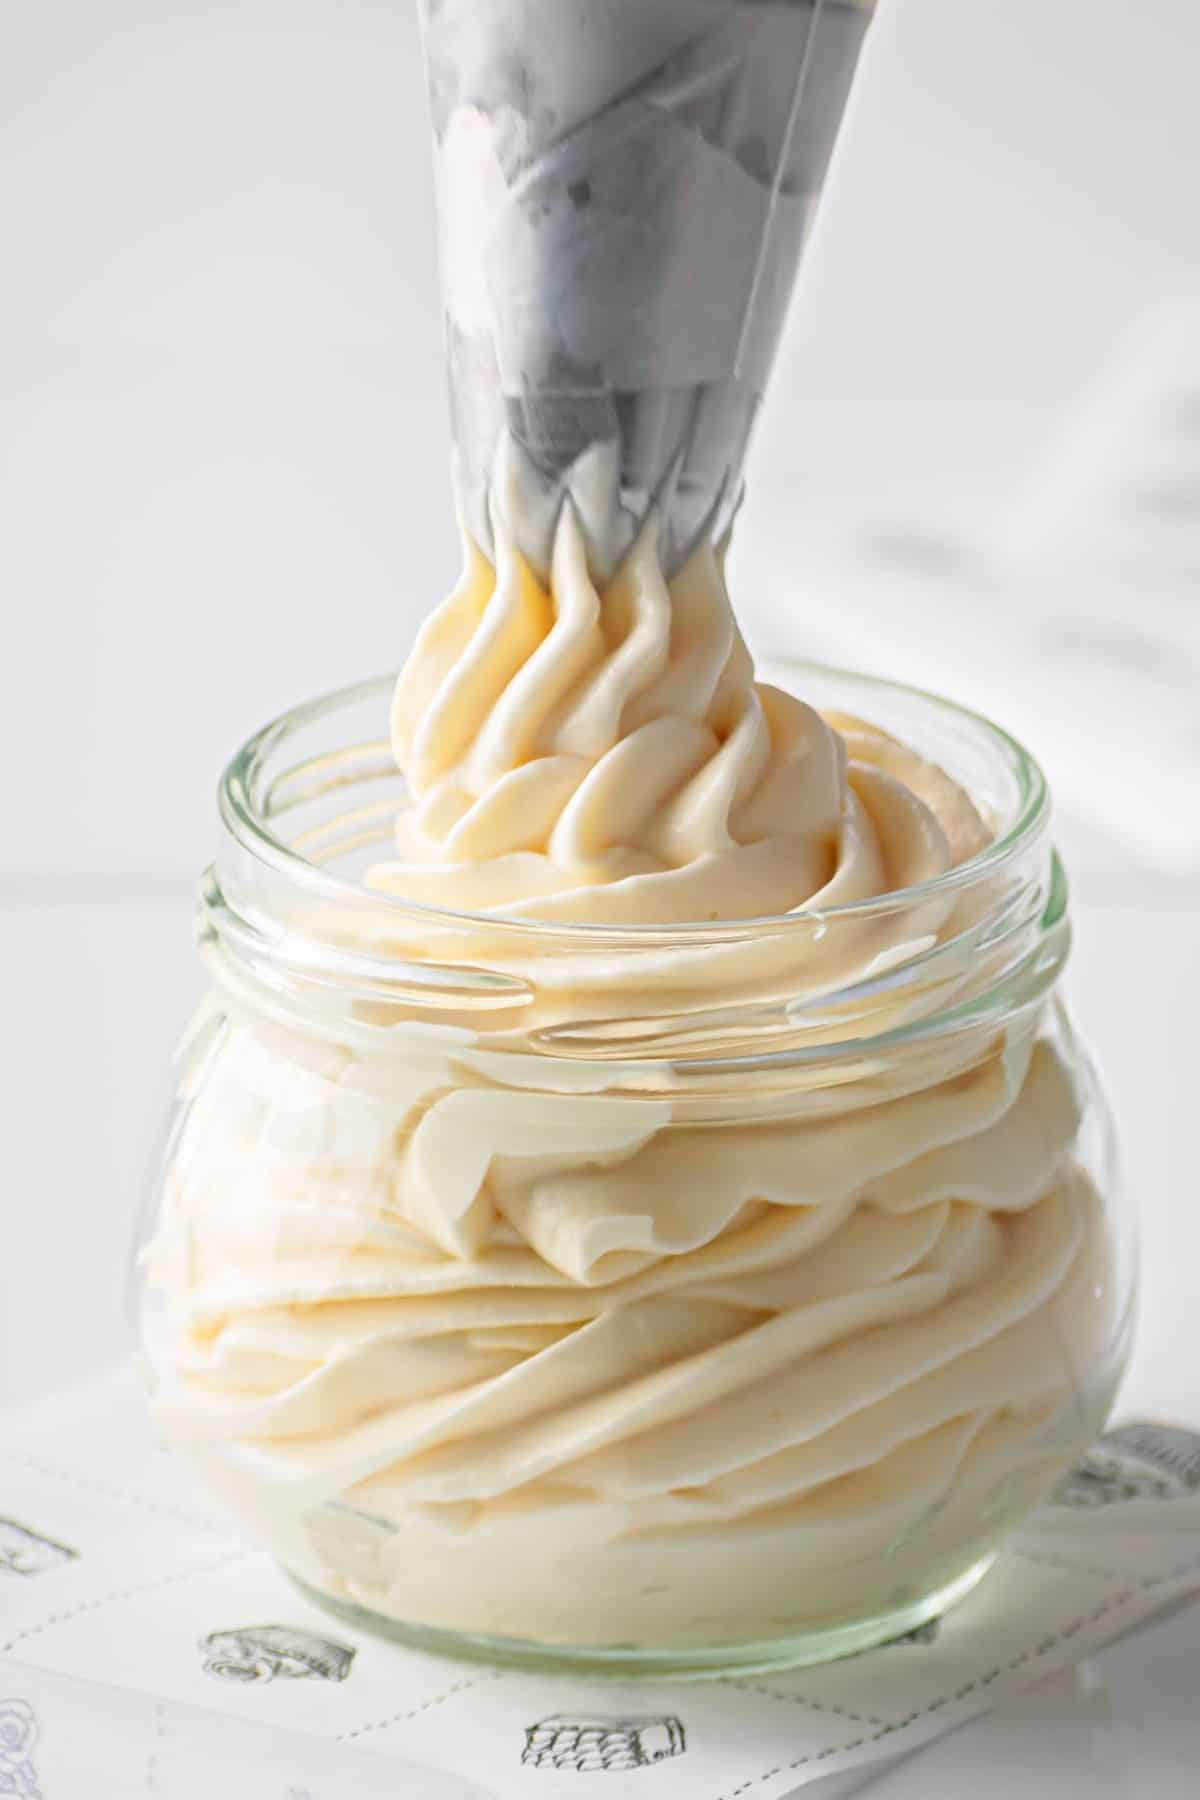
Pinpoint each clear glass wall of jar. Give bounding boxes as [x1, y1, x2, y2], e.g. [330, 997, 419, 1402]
[132, 664, 1134, 1674]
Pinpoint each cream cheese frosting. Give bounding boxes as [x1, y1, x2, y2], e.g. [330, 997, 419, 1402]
[369, 506, 990, 922]
[143, 508, 1125, 1650]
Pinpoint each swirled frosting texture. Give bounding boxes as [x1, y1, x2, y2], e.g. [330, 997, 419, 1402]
[144, 521, 1125, 1649]
[368, 509, 991, 922]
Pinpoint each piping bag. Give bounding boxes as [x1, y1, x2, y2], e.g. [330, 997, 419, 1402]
[419, 0, 877, 581]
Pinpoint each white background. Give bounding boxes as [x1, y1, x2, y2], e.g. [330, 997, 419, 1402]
[2, 0, 1198, 1409]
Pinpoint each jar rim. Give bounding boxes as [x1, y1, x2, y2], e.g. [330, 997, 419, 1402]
[216, 660, 1050, 945]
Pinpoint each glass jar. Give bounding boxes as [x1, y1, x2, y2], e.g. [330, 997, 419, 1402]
[133, 663, 1134, 1675]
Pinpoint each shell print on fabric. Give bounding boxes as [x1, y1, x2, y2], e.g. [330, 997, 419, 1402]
[199, 1626, 356, 1684]
[522, 1714, 686, 1772]
[1053, 1422, 1200, 1509]
[0, 1699, 42, 1800]
[0, 1519, 78, 1579]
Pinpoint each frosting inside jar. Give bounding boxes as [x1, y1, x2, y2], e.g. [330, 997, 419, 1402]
[143, 507, 1124, 1650]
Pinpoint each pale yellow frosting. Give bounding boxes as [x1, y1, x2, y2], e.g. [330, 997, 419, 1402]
[144, 513, 1123, 1649]
[370, 509, 989, 922]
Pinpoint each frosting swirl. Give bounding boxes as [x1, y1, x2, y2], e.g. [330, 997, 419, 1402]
[143, 517, 1124, 1650]
[369, 508, 990, 923]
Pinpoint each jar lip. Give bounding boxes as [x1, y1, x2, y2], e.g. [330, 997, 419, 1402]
[217, 661, 1050, 943]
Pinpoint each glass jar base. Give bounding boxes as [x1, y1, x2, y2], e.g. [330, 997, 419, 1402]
[285, 1553, 996, 1680]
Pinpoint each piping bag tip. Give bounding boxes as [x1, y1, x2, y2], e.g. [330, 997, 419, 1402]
[421, 0, 877, 579]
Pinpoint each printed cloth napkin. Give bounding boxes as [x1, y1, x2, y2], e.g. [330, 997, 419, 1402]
[2, 1363, 1200, 1800]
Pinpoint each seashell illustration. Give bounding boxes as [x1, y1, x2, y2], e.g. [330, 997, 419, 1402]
[0, 1697, 42, 1799]
[199, 1626, 356, 1685]
[0, 1519, 78, 1579]
[522, 1713, 686, 1772]
[1053, 1422, 1200, 1509]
